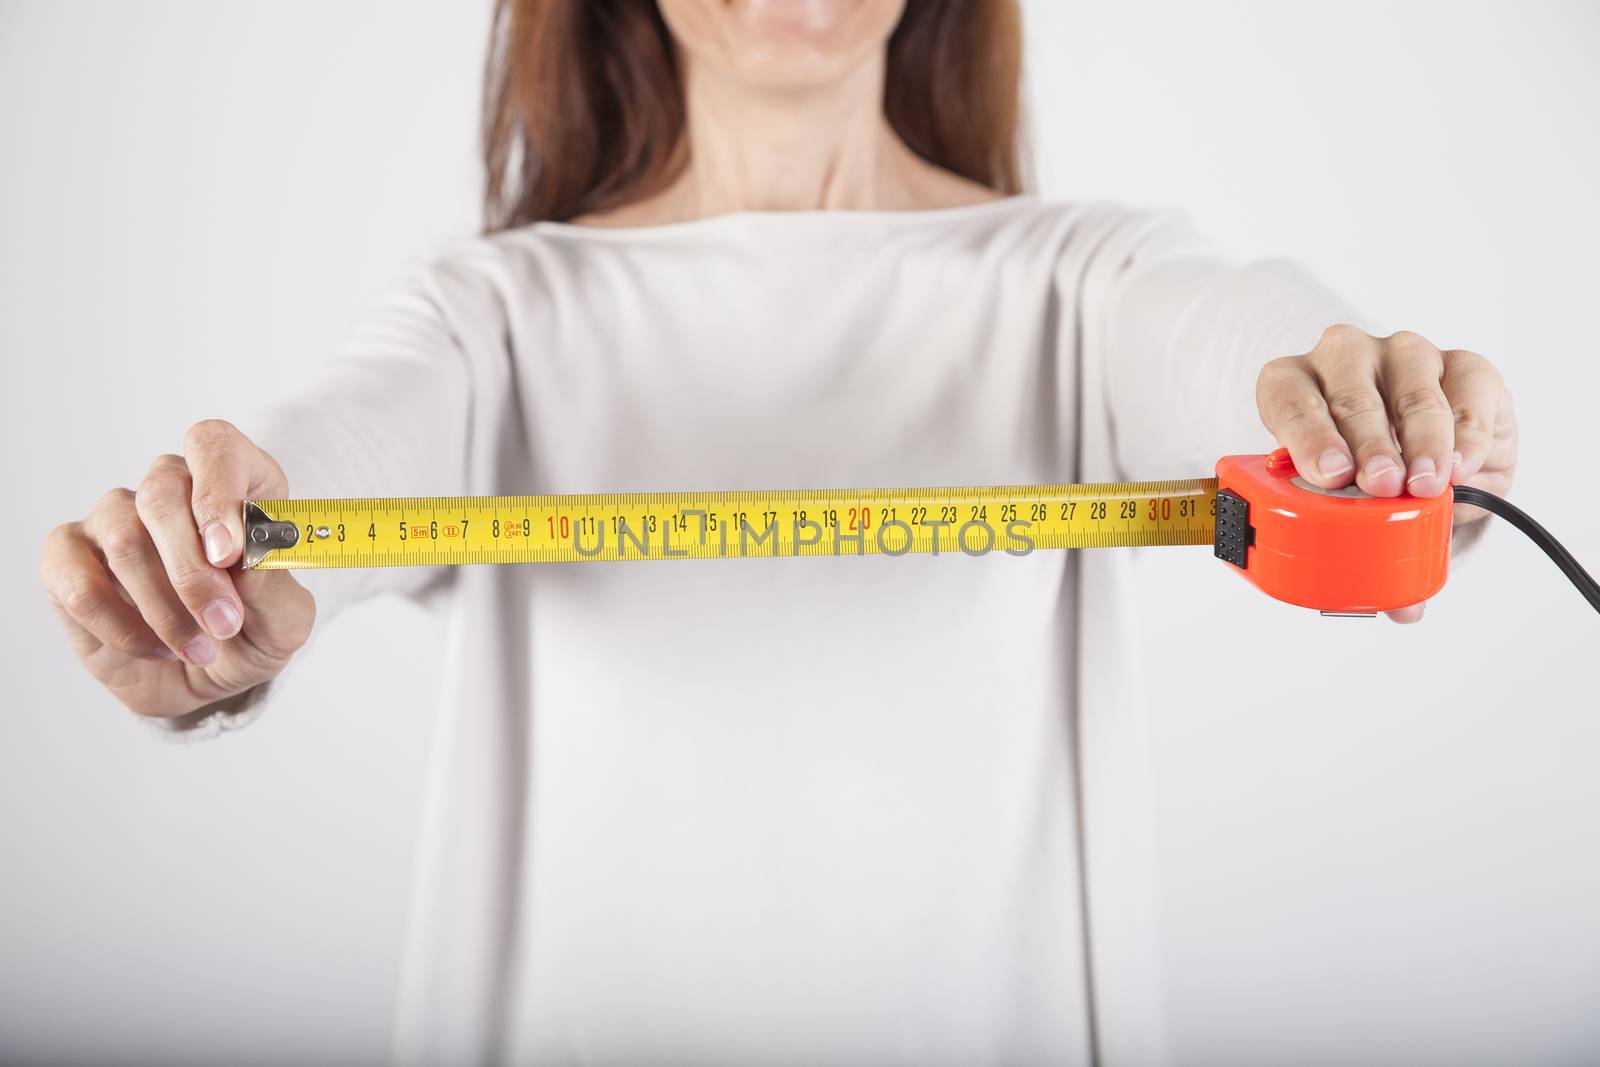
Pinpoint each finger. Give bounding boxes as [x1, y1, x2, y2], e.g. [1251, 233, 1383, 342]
[184, 419, 287, 569]
[136, 454, 247, 650]
[1485, 391, 1519, 473]
[40, 521, 172, 661]
[1378, 331, 1452, 498]
[85, 489, 216, 665]
[1310, 330, 1404, 496]
[1255, 357, 1356, 486]
[1386, 602, 1427, 624]
[49, 601, 108, 662]
[233, 568, 316, 661]
[1453, 388, 1518, 527]
[1451, 449, 1517, 527]
[1439, 350, 1504, 483]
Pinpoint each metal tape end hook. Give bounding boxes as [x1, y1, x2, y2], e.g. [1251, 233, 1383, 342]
[242, 501, 300, 569]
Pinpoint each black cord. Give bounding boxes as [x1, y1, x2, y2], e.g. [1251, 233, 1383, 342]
[1453, 485, 1600, 614]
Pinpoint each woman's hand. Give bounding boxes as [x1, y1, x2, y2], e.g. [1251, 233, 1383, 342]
[1256, 326, 1518, 623]
[40, 420, 315, 717]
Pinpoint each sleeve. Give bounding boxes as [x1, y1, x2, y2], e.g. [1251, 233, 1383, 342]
[252, 267, 479, 615]
[1064, 209, 1484, 1067]
[1099, 216, 1362, 478]
[147, 257, 484, 740]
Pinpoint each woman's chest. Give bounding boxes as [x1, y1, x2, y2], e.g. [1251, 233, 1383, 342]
[504, 253, 1073, 492]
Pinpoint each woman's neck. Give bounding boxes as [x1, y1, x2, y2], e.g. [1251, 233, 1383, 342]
[576, 54, 998, 227]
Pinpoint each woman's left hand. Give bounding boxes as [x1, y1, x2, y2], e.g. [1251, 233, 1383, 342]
[1255, 325, 1518, 624]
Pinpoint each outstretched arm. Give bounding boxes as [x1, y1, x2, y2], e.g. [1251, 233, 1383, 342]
[1099, 217, 1517, 621]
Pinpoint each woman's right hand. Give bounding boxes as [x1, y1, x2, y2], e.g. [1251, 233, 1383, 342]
[40, 420, 315, 718]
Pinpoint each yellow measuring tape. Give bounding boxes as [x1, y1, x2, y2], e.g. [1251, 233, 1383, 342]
[243, 479, 1219, 569]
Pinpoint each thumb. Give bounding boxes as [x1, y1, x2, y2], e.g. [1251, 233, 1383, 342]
[232, 567, 316, 660]
[184, 419, 287, 570]
[1385, 601, 1427, 624]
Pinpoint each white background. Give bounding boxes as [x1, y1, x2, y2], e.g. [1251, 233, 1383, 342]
[3, 2, 1597, 1064]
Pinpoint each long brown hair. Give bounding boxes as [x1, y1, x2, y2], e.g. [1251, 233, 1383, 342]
[481, 0, 1025, 231]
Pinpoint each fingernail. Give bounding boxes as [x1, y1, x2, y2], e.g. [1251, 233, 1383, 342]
[183, 634, 217, 665]
[1364, 455, 1401, 482]
[202, 522, 233, 565]
[1317, 449, 1353, 478]
[201, 599, 242, 640]
[151, 645, 178, 661]
[1406, 457, 1438, 488]
[1451, 451, 1464, 469]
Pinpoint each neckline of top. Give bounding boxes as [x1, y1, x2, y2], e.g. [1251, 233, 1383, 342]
[515, 193, 1043, 244]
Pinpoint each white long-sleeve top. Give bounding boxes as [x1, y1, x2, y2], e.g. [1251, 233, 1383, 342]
[173, 197, 1371, 1066]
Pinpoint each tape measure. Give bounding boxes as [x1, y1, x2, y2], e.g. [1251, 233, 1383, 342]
[244, 450, 1456, 615]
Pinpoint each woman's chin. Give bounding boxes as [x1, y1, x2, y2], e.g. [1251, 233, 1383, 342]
[665, 0, 906, 89]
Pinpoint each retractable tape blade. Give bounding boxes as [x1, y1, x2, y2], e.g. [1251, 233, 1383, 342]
[244, 449, 1455, 615]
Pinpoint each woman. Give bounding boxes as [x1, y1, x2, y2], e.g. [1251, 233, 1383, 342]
[40, 1, 1517, 1064]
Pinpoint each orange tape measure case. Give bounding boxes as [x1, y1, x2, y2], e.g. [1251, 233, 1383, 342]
[1213, 448, 1453, 614]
